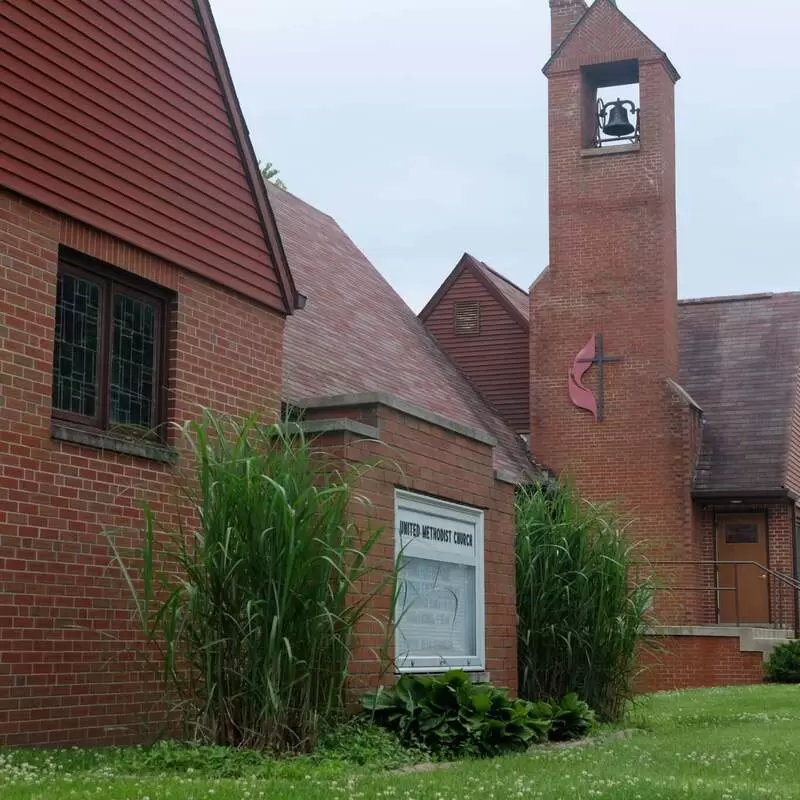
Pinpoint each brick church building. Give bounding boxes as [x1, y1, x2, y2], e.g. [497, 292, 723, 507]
[2, 0, 797, 748]
[1, 0, 529, 745]
[423, 0, 800, 688]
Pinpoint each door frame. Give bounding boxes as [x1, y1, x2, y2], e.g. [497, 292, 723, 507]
[712, 508, 771, 625]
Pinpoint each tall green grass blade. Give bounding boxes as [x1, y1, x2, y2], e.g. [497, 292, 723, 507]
[515, 481, 652, 721]
[106, 410, 394, 752]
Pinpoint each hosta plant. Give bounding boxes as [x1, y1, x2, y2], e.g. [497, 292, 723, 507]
[363, 670, 552, 758]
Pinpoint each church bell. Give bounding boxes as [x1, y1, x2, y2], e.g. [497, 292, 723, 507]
[603, 100, 635, 138]
[595, 98, 639, 145]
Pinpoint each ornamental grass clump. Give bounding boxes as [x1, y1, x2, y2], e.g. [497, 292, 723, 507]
[109, 411, 387, 753]
[515, 481, 652, 722]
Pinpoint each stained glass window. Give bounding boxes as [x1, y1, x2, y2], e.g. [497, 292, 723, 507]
[110, 293, 157, 427]
[52, 254, 167, 436]
[52, 272, 101, 418]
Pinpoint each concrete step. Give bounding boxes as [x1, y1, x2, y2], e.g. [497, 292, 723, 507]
[652, 625, 796, 660]
[739, 627, 796, 659]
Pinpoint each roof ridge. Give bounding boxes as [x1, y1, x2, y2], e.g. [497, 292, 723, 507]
[678, 292, 800, 306]
[477, 261, 529, 297]
[420, 253, 529, 328]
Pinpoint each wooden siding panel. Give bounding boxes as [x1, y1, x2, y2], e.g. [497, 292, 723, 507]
[4, 82, 259, 224]
[88, 0, 216, 78]
[2, 58, 252, 212]
[787, 379, 800, 497]
[30, 0, 223, 111]
[423, 272, 530, 432]
[3, 139, 267, 288]
[3, 160, 268, 303]
[4, 120, 268, 263]
[5, 5, 238, 163]
[1, 0, 286, 310]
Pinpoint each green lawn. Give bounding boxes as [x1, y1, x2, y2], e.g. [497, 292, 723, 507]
[3, 685, 800, 799]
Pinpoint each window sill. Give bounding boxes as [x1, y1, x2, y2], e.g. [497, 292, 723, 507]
[581, 142, 641, 157]
[396, 668, 490, 683]
[52, 422, 177, 463]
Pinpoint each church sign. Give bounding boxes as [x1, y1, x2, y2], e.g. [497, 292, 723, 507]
[394, 490, 485, 673]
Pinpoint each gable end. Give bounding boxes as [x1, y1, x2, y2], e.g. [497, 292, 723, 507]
[420, 253, 528, 331]
[543, 0, 679, 81]
[1, 0, 296, 312]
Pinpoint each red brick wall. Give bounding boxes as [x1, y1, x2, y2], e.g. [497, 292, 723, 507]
[530, 5, 700, 623]
[691, 505, 719, 625]
[767, 504, 797, 629]
[549, 0, 587, 53]
[638, 636, 763, 693]
[422, 270, 530, 433]
[303, 402, 518, 695]
[0, 189, 285, 745]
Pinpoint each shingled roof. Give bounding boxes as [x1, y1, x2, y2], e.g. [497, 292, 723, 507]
[267, 186, 534, 481]
[474, 261, 530, 322]
[678, 293, 800, 496]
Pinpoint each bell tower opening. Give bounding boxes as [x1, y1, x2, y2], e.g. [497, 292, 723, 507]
[581, 59, 640, 149]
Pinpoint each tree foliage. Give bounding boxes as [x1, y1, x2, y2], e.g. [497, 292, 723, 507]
[259, 160, 287, 190]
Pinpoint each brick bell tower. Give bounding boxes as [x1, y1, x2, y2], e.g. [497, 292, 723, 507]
[531, 0, 703, 621]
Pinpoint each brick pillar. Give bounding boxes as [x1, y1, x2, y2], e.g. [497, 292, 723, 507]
[768, 504, 798, 629]
[549, 0, 588, 52]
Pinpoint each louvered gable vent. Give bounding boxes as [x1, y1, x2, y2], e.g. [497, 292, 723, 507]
[454, 300, 480, 335]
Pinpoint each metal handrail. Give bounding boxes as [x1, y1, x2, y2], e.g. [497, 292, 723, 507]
[634, 559, 800, 629]
[644, 560, 800, 592]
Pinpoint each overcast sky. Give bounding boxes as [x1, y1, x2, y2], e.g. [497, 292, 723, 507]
[211, 0, 800, 311]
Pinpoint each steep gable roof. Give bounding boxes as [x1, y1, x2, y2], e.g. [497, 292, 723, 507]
[679, 293, 800, 496]
[543, 0, 679, 81]
[2, 0, 296, 312]
[268, 188, 534, 480]
[419, 253, 529, 329]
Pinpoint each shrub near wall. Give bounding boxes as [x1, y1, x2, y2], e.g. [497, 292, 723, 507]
[515, 482, 651, 721]
[764, 641, 800, 683]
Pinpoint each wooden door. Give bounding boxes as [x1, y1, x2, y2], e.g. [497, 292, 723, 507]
[716, 514, 769, 624]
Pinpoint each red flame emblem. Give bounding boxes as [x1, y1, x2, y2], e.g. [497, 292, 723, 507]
[568, 335, 598, 421]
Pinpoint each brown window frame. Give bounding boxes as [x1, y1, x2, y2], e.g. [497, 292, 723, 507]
[52, 249, 171, 441]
